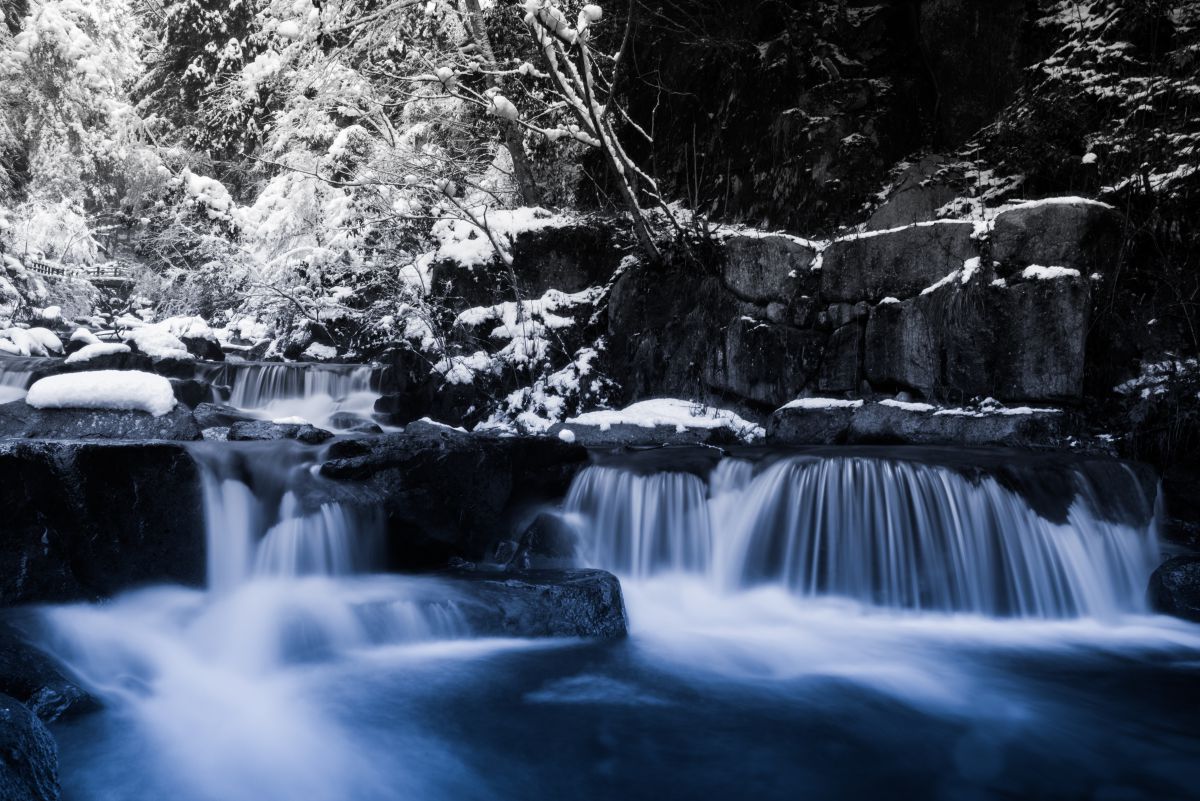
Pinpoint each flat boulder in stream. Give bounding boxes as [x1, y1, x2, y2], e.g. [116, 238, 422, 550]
[0, 400, 200, 441]
[448, 569, 627, 638]
[228, 419, 333, 444]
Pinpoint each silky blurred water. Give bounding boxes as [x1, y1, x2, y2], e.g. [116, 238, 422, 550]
[37, 448, 1200, 801]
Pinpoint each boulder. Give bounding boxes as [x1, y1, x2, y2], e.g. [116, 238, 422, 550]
[767, 402, 860, 445]
[1148, 555, 1200, 623]
[179, 333, 224, 361]
[0, 620, 93, 723]
[327, 412, 383, 434]
[819, 221, 977, 303]
[319, 424, 588, 569]
[863, 276, 1089, 402]
[991, 200, 1122, 274]
[149, 356, 196, 380]
[228, 420, 334, 445]
[446, 569, 627, 639]
[509, 512, 578, 568]
[0, 694, 58, 801]
[993, 276, 1090, 401]
[721, 234, 817, 303]
[0, 400, 201, 441]
[192, 402, 257, 430]
[847, 403, 1069, 448]
[62, 350, 152, 373]
[169, 378, 214, 408]
[0, 440, 205, 604]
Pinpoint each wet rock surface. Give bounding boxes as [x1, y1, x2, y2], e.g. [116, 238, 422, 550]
[0, 692, 58, 801]
[320, 422, 588, 568]
[0, 619, 93, 723]
[228, 420, 334, 444]
[1148, 555, 1200, 623]
[0, 440, 205, 604]
[0, 401, 201, 441]
[445, 569, 627, 639]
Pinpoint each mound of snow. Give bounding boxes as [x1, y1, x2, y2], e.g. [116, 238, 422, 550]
[432, 207, 572, 268]
[26, 327, 63, 354]
[0, 327, 62, 356]
[125, 325, 193, 361]
[778, 397, 864, 411]
[1021, 265, 1082, 281]
[567, 399, 764, 441]
[71, 328, 101, 346]
[64, 342, 131, 365]
[26, 370, 177, 417]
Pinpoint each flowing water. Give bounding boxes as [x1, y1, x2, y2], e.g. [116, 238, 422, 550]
[195, 361, 381, 431]
[32, 445, 1200, 801]
[0, 354, 49, 403]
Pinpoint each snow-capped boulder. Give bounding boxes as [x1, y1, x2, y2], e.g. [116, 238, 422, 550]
[721, 234, 818, 304]
[819, 220, 977, 303]
[991, 198, 1121, 274]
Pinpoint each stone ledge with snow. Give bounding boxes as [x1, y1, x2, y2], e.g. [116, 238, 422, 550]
[769, 396, 1070, 448]
[549, 399, 764, 447]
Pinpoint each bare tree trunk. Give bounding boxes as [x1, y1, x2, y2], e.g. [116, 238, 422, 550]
[460, 0, 542, 206]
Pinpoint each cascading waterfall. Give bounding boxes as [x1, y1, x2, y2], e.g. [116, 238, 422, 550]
[0, 354, 45, 402]
[188, 441, 382, 591]
[195, 361, 380, 430]
[564, 453, 1160, 618]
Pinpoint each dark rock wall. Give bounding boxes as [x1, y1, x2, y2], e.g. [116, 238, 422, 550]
[0, 441, 205, 605]
[607, 201, 1115, 411]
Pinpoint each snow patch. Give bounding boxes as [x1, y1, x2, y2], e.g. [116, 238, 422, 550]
[778, 397, 864, 411]
[566, 398, 764, 442]
[1021, 265, 1082, 281]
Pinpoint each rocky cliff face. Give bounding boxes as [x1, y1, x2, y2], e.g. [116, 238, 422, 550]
[607, 199, 1117, 412]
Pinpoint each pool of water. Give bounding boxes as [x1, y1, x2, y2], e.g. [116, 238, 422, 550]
[45, 575, 1200, 801]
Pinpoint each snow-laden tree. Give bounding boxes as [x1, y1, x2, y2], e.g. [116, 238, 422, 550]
[134, 0, 266, 169]
[0, 0, 157, 263]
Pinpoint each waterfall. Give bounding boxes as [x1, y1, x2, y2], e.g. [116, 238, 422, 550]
[187, 441, 382, 591]
[0, 354, 45, 402]
[564, 453, 1160, 619]
[195, 361, 380, 430]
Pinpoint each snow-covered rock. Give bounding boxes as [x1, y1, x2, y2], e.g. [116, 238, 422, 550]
[64, 342, 131, 365]
[553, 398, 764, 445]
[26, 370, 178, 417]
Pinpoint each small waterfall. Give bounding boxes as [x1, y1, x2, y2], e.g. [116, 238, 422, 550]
[195, 361, 380, 430]
[187, 441, 382, 591]
[565, 453, 1160, 619]
[0, 354, 45, 402]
